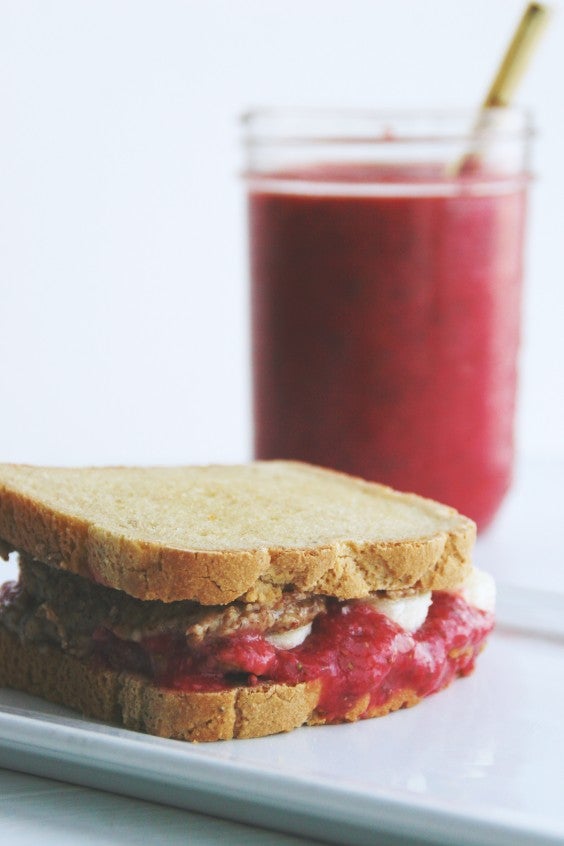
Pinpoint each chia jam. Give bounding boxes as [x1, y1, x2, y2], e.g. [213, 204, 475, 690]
[94, 591, 494, 723]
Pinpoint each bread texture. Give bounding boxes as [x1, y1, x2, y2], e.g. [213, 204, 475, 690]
[0, 626, 422, 740]
[0, 462, 475, 604]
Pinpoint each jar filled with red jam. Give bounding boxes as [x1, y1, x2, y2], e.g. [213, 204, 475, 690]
[243, 109, 532, 529]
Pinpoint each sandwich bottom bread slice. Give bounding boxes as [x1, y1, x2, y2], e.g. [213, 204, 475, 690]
[0, 461, 495, 742]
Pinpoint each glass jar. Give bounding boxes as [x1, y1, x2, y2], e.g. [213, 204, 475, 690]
[243, 108, 532, 529]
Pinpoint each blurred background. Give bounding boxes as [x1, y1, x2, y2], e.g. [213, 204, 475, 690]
[1, 0, 562, 467]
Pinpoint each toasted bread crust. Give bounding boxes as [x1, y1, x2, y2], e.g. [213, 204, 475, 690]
[0, 626, 426, 741]
[0, 462, 475, 604]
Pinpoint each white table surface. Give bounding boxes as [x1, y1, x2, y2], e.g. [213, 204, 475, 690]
[0, 767, 326, 846]
[0, 455, 562, 846]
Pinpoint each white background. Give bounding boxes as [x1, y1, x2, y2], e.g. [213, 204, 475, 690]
[1, 0, 562, 467]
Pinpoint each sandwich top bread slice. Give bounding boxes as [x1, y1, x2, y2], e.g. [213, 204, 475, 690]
[0, 461, 495, 742]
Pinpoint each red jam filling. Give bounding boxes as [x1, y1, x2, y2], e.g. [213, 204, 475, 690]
[93, 592, 493, 721]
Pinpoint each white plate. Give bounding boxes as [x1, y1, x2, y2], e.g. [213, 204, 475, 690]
[1, 582, 563, 846]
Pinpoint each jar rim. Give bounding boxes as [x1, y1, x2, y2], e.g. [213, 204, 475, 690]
[241, 106, 534, 145]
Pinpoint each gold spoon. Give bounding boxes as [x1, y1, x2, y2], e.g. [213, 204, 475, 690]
[450, 2, 551, 176]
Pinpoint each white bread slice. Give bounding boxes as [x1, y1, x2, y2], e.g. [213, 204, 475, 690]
[0, 626, 421, 741]
[0, 461, 475, 604]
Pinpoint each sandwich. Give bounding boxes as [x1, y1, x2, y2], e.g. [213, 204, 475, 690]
[0, 461, 495, 742]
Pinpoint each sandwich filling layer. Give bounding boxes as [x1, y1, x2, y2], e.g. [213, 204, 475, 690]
[0, 559, 494, 723]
